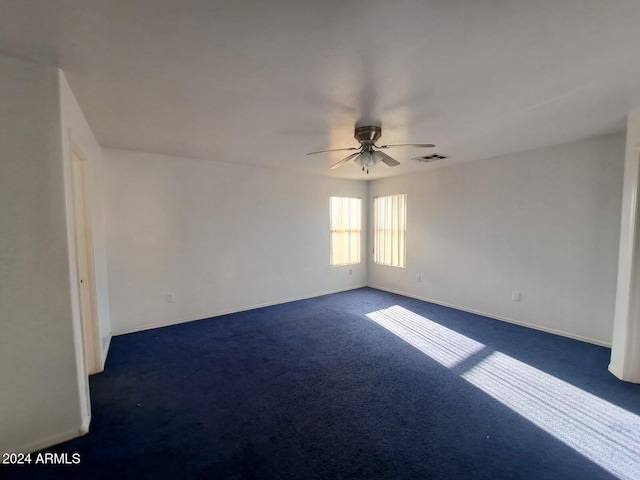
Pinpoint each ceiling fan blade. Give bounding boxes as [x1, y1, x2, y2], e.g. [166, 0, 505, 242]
[330, 152, 361, 170]
[307, 147, 360, 155]
[378, 143, 435, 149]
[377, 151, 400, 167]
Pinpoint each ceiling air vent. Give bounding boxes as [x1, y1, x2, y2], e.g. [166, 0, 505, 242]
[413, 154, 448, 163]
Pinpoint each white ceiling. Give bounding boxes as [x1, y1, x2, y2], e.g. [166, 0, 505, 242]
[1, 0, 639, 179]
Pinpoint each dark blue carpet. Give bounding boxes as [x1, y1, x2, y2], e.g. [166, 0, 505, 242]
[4, 288, 639, 479]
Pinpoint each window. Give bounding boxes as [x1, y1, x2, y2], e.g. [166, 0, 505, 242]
[373, 194, 406, 267]
[330, 196, 361, 266]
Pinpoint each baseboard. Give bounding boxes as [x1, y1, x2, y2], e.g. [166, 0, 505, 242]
[79, 414, 91, 435]
[368, 285, 612, 348]
[608, 363, 640, 383]
[13, 416, 91, 454]
[112, 285, 369, 336]
[101, 334, 112, 368]
[608, 363, 622, 379]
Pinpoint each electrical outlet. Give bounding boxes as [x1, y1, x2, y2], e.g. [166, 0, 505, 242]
[512, 291, 521, 302]
[417, 275, 422, 283]
[166, 293, 174, 303]
[349, 269, 353, 275]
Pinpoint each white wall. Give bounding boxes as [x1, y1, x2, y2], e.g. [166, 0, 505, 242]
[0, 56, 88, 453]
[60, 71, 112, 367]
[369, 134, 625, 345]
[103, 149, 368, 334]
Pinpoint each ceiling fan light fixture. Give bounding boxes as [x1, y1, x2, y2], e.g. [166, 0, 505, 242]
[355, 150, 377, 173]
[354, 151, 368, 166]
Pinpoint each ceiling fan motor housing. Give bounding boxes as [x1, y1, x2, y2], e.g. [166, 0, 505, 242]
[354, 126, 382, 149]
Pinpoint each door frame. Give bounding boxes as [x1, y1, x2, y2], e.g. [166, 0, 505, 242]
[71, 141, 102, 375]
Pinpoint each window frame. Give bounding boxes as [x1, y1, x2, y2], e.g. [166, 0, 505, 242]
[329, 196, 362, 267]
[373, 193, 407, 268]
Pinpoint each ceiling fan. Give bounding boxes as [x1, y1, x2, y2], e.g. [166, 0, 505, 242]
[307, 126, 435, 173]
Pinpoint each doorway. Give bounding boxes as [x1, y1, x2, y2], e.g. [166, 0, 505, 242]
[71, 144, 101, 375]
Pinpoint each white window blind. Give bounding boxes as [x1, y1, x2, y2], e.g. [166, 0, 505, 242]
[373, 194, 406, 267]
[330, 197, 361, 267]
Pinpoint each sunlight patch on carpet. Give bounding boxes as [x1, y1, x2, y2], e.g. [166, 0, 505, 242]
[366, 305, 640, 480]
[462, 351, 640, 480]
[366, 305, 485, 368]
